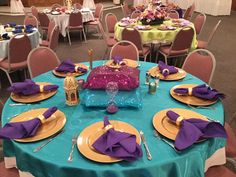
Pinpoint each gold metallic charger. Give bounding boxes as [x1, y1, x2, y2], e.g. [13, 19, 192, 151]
[148, 66, 186, 80]
[153, 108, 208, 140]
[10, 82, 57, 103]
[11, 108, 66, 142]
[77, 120, 141, 163]
[170, 84, 217, 106]
[106, 59, 138, 69]
[52, 63, 88, 77]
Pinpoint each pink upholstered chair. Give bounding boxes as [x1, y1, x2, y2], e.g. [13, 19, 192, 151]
[39, 20, 56, 46]
[121, 0, 133, 17]
[48, 26, 60, 51]
[182, 49, 216, 84]
[122, 27, 151, 61]
[38, 12, 50, 34]
[183, 3, 195, 20]
[31, 6, 39, 22]
[27, 47, 60, 78]
[205, 165, 236, 177]
[0, 161, 19, 177]
[23, 15, 39, 28]
[131, 10, 141, 19]
[51, 3, 62, 10]
[105, 13, 118, 37]
[0, 34, 31, 85]
[193, 13, 206, 35]
[110, 40, 139, 61]
[168, 10, 179, 19]
[74, 3, 82, 10]
[197, 20, 221, 49]
[66, 11, 86, 45]
[157, 27, 194, 65]
[225, 113, 236, 158]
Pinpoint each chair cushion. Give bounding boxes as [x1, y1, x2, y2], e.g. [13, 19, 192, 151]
[106, 37, 117, 47]
[39, 40, 49, 47]
[139, 46, 150, 56]
[160, 46, 188, 56]
[197, 40, 207, 49]
[86, 21, 99, 25]
[225, 122, 236, 157]
[0, 59, 27, 70]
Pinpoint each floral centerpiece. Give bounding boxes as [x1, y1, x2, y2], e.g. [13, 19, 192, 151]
[140, 9, 167, 25]
[135, 4, 146, 12]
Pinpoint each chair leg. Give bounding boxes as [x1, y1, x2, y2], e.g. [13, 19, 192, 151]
[103, 47, 109, 60]
[155, 51, 159, 63]
[4, 71, 13, 86]
[67, 30, 71, 46]
[164, 55, 168, 65]
[82, 29, 87, 43]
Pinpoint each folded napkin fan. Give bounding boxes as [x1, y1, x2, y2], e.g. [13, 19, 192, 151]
[55, 59, 88, 73]
[92, 117, 143, 161]
[174, 84, 225, 101]
[8, 79, 58, 96]
[167, 110, 227, 150]
[158, 61, 178, 77]
[0, 107, 57, 139]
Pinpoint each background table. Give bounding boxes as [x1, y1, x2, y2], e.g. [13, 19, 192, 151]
[0, 27, 40, 60]
[2, 61, 226, 177]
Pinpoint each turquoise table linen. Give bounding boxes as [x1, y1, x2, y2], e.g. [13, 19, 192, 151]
[2, 61, 225, 177]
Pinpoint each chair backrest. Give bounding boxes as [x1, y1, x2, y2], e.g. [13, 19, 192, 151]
[121, 2, 132, 17]
[24, 15, 39, 28]
[105, 13, 118, 34]
[94, 3, 103, 20]
[168, 10, 179, 19]
[110, 40, 139, 61]
[8, 34, 31, 65]
[170, 27, 194, 52]
[207, 20, 221, 45]
[74, 3, 82, 10]
[31, 6, 39, 20]
[27, 47, 60, 78]
[47, 20, 56, 41]
[131, 10, 141, 19]
[121, 27, 142, 51]
[182, 49, 216, 84]
[48, 26, 60, 51]
[69, 11, 83, 27]
[51, 3, 62, 10]
[38, 12, 50, 28]
[193, 13, 206, 35]
[183, 3, 195, 20]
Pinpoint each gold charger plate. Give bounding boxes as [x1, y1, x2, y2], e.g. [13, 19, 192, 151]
[11, 108, 66, 142]
[148, 66, 186, 80]
[153, 108, 208, 140]
[106, 59, 138, 68]
[77, 120, 141, 163]
[170, 84, 217, 106]
[10, 82, 57, 103]
[52, 63, 88, 77]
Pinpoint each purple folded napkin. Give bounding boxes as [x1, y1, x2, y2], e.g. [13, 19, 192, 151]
[55, 59, 88, 73]
[12, 29, 23, 34]
[167, 110, 227, 150]
[92, 117, 143, 161]
[158, 61, 178, 77]
[112, 56, 125, 65]
[15, 25, 25, 29]
[8, 79, 58, 96]
[0, 107, 58, 139]
[173, 84, 225, 101]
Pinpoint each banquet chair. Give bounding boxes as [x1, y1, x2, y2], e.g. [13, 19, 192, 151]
[74, 3, 82, 10]
[193, 13, 206, 36]
[51, 3, 62, 10]
[121, 27, 151, 62]
[66, 11, 87, 45]
[183, 3, 195, 20]
[182, 49, 215, 85]
[39, 20, 56, 47]
[0, 34, 31, 85]
[225, 112, 236, 158]
[23, 15, 39, 28]
[131, 10, 141, 19]
[156, 27, 194, 65]
[48, 26, 60, 51]
[0, 161, 19, 177]
[121, 0, 133, 17]
[38, 12, 50, 37]
[168, 10, 179, 19]
[205, 165, 236, 177]
[197, 20, 221, 49]
[105, 13, 118, 38]
[31, 6, 39, 22]
[85, 3, 103, 38]
[27, 47, 60, 78]
[110, 40, 139, 61]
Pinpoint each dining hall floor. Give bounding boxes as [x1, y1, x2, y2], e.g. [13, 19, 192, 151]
[0, 7, 235, 122]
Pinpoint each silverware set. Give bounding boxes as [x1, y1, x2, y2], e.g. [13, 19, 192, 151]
[140, 131, 152, 160]
[68, 134, 79, 162]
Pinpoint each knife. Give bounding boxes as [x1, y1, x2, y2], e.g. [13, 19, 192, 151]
[33, 129, 65, 153]
[140, 131, 152, 160]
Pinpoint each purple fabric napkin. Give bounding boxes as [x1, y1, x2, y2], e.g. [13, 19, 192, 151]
[92, 117, 143, 161]
[158, 61, 178, 77]
[0, 107, 58, 139]
[166, 110, 227, 150]
[8, 79, 58, 96]
[112, 56, 123, 65]
[55, 59, 88, 73]
[173, 84, 225, 101]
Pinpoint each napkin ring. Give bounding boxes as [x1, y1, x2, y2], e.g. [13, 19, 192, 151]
[39, 85, 44, 93]
[75, 65, 80, 72]
[38, 115, 47, 124]
[104, 124, 114, 132]
[176, 116, 184, 126]
[188, 88, 193, 96]
[162, 69, 169, 75]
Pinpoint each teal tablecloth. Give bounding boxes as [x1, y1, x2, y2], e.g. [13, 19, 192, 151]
[2, 61, 225, 177]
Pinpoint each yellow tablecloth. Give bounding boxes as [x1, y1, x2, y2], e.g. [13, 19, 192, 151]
[114, 20, 198, 50]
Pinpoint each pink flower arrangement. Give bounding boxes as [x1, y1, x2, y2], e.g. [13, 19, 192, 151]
[140, 9, 167, 25]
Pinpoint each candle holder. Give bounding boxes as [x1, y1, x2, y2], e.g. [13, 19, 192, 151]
[148, 82, 157, 94]
[88, 49, 93, 70]
[64, 74, 79, 106]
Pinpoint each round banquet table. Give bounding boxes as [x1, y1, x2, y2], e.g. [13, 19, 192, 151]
[114, 20, 198, 50]
[2, 61, 226, 177]
[0, 26, 40, 61]
[47, 10, 94, 37]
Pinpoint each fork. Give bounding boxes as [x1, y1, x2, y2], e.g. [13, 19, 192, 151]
[68, 134, 78, 162]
